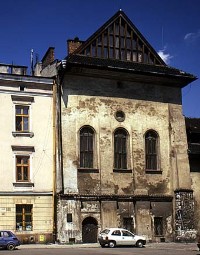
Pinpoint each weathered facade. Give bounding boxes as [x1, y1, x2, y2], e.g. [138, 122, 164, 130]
[186, 118, 200, 240]
[55, 10, 197, 243]
[0, 63, 54, 243]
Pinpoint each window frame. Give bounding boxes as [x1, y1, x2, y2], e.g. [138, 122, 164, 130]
[12, 146, 34, 187]
[113, 128, 129, 171]
[67, 213, 73, 223]
[15, 105, 29, 132]
[16, 204, 33, 231]
[79, 126, 95, 169]
[145, 130, 160, 172]
[16, 155, 30, 182]
[12, 96, 34, 137]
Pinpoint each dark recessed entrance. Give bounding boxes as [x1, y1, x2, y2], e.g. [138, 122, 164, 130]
[82, 217, 98, 243]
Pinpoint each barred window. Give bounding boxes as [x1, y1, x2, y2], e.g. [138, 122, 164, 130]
[114, 128, 127, 169]
[80, 127, 94, 168]
[145, 130, 159, 170]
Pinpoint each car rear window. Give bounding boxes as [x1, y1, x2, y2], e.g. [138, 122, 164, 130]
[0, 231, 12, 237]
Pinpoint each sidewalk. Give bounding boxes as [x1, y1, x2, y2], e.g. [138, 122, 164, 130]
[19, 242, 198, 251]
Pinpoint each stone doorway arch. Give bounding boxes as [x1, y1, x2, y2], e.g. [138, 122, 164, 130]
[82, 216, 98, 243]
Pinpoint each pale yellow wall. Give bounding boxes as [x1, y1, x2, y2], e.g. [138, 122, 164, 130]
[0, 92, 53, 192]
[0, 196, 53, 233]
[0, 78, 54, 237]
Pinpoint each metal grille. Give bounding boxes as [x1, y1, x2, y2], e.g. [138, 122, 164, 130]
[80, 127, 94, 168]
[114, 128, 127, 169]
[145, 131, 158, 170]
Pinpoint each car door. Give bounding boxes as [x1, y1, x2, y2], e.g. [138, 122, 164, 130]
[121, 230, 135, 245]
[110, 230, 122, 245]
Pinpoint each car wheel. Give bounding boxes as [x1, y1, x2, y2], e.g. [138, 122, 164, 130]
[136, 240, 143, 248]
[7, 243, 15, 250]
[108, 241, 116, 248]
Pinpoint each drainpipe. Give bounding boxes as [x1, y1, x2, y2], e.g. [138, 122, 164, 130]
[52, 79, 57, 243]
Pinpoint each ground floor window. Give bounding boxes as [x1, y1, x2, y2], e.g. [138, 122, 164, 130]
[154, 217, 163, 236]
[16, 204, 33, 231]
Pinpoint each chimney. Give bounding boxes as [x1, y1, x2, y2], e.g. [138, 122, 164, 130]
[41, 47, 55, 69]
[67, 37, 83, 55]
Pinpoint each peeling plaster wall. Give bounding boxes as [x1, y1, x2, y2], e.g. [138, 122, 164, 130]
[59, 70, 192, 242]
[168, 105, 192, 190]
[61, 74, 179, 196]
[57, 199, 82, 243]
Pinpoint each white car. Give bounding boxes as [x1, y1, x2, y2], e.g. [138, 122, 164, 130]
[98, 228, 146, 248]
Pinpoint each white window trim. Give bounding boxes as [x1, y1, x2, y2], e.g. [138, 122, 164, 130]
[12, 96, 34, 137]
[12, 148, 34, 188]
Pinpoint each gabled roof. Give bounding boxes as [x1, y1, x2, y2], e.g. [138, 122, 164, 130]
[63, 10, 197, 87]
[71, 10, 165, 66]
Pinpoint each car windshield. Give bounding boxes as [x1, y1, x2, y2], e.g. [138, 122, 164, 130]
[100, 229, 110, 234]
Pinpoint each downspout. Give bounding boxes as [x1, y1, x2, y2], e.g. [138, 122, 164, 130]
[52, 79, 57, 243]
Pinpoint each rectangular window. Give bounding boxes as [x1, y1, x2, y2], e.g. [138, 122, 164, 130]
[67, 213, 72, 223]
[154, 217, 163, 236]
[145, 131, 159, 171]
[16, 155, 30, 182]
[80, 127, 94, 168]
[16, 105, 29, 132]
[16, 204, 33, 231]
[114, 129, 127, 169]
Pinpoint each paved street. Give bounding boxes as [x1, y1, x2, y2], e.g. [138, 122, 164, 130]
[0, 242, 199, 255]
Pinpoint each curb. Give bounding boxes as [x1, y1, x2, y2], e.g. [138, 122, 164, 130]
[19, 242, 198, 250]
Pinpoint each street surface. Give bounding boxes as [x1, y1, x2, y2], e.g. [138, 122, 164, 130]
[0, 243, 199, 255]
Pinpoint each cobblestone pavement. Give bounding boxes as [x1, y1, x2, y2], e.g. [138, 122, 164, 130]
[19, 242, 198, 251]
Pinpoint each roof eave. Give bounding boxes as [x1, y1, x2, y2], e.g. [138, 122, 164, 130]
[64, 60, 197, 88]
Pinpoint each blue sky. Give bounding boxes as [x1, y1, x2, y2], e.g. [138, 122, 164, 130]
[0, 0, 200, 118]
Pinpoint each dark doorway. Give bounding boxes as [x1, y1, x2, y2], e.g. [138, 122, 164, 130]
[82, 217, 98, 243]
[123, 217, 134, 232]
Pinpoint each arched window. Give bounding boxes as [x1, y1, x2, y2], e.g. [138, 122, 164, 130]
[145, 130, 159, 170]
[114, 128, 128, 169]
[80, 126, 94, 168]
